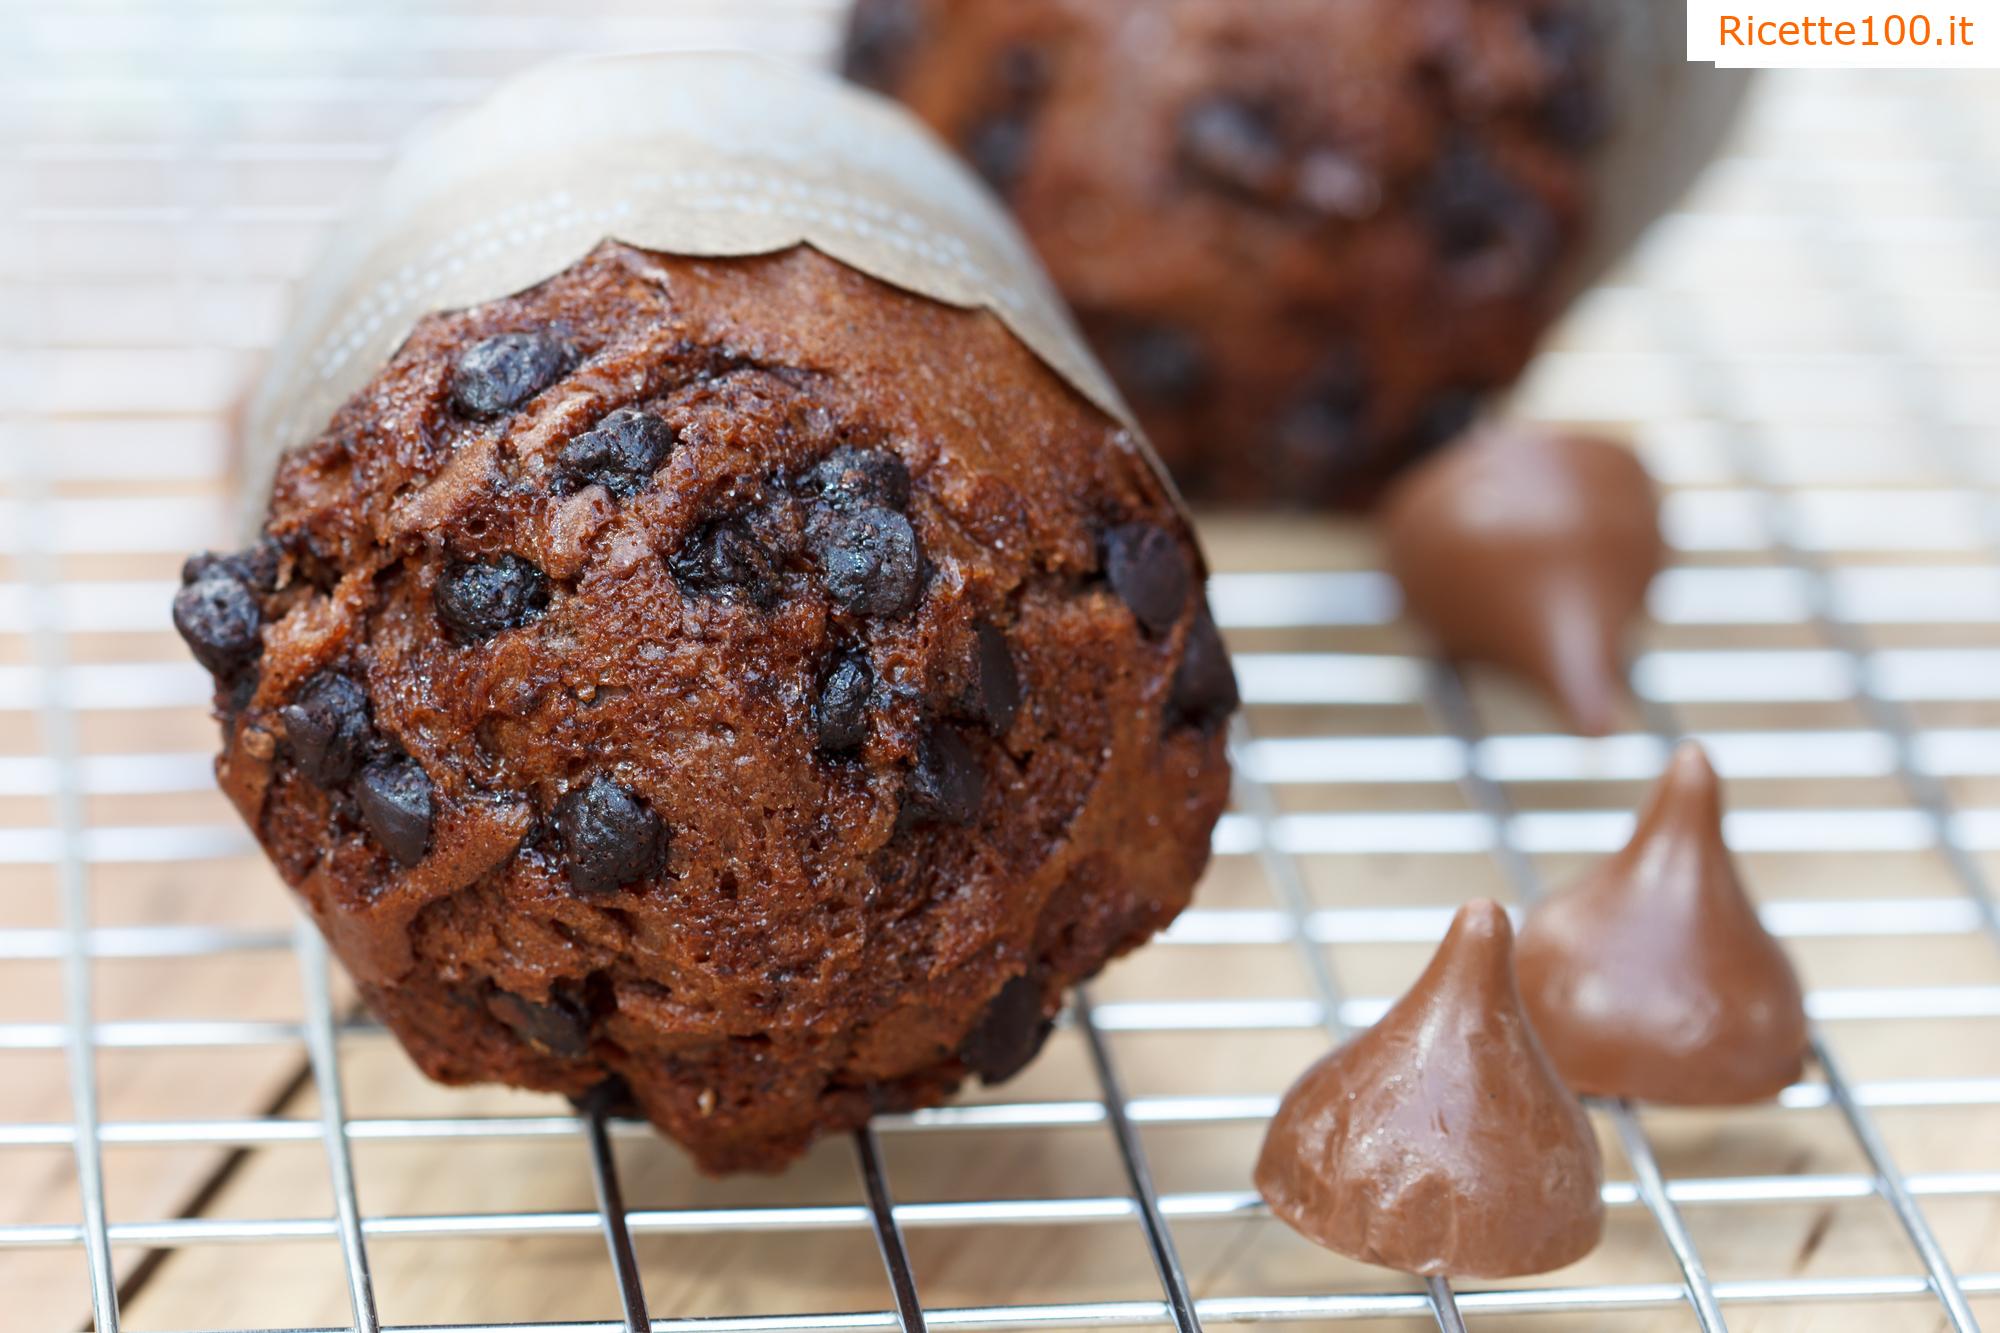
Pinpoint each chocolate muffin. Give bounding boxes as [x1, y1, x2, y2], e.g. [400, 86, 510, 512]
[845, 0, 1602, 507]
[181, 241, 1235, 1172]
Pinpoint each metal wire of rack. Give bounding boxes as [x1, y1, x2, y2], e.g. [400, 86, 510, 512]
[4, 4, 2000, 1331]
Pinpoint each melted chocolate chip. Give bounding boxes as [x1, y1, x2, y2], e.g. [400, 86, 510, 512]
[1273, 359, 1368, 492]
[1170, 610, 1240, 733]
[450, 330, 571, 417]
[557, 775, 665, 895]
[225, 671, 259, 720]
[172, 576, 264, 678]
[993, 41, 1049, 98]
[815, 654, 874, 753]
[488, 987, 592, 1059]
[671, 520, 780, 606]
[1179, 95, 1288, 201]
[841, 0, 922, 92]
[280, 673, 373, 786]
[1406, 387, 1479, 459]
[182, 541, 279, 593]
[356, 756, 434, 868]
[1102, 523, 1189, 637]
[1103, 323, 1207, 409]
[812, 506, 923, 618]
[970, 621, 1021, 735]
[967, 115, 1034, 193]
[1422, 144, 1557, 293]
[435, 554, 549, 642]
[802, 445, 911, 513]
[553, 408, 675, 498]
[906, 725, 984, 827]
[1530, 10, 1605, 150]
[572, 1074, 643, 1119]
[959, 973, 1053, 1082]
[965, 46, 1048, 194]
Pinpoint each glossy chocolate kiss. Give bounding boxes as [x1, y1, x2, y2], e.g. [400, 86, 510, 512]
[1255, 900, 1604, 1278]
[1518, 741, 1809, 1104]
[1379, 426, 1664, 736]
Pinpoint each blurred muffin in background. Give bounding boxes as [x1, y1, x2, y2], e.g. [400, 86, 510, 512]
[846, 0, 1632, 508]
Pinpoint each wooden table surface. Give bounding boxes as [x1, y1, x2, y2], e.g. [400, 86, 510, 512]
[5, 4, 2000, 1331]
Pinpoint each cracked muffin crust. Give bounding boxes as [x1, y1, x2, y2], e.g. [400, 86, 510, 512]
[178, 242, 1236, 1172]
[845, 0, 1603, 508]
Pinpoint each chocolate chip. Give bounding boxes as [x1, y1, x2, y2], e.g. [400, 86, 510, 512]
[357, 756, 433, 868]
[959, 973, 1053, 1082]
[967, 114, 1034, 193]
[1530, 8, 1595, 70]
[172, 576, 263, 678]
[572, 1074, 642, 1119]
[1530, 10, 1605, 150]
[450, 330, 571, 417]
[811, 506, 923, 618]
[965, 46, 1048, 194]
[488, 987, 591, 1059]
[1103, 323, 1207, 410]
[1102, 523, 1189, 637]
[671, 520, 780, 606]
[801, 445, 911, 513]
[841, 0, 922, 91]
[182, 541, 279, 593]
[225, 671, 259, 719]
[1540, 82, 1601, 153]
[435, 554, 549, 642]
[1422, 143, 1558, 293]
[993, 43, 1049, 98]
[906, 725, 984, 827]
[1274, 360, 1368, 491]
[1170, 610, 1240, 733]
[1407, 387, 1479, 459]
[557, 775, 665, 895]
[815, 654, 873, 753]
[553, 408, 675, 498]
[280, 673, 373, 786]
[969, 621, 1020, 735]
[1179, 95, 1288, 202]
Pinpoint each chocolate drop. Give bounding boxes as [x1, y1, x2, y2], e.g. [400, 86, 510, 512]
[172, 576, 264, 679]
[905, 725, 984, 827]
[1255, 900, 1604, 1278]
[435, 554, 550, 642]
[811, 506, 923, 618]
[557, 776, 666, 895]
[815, 654, 874, 753]
[488, 987, 592, 1060]
[1169, 609, 1239, 733]
[280, 673, 373, 786]
[1517, 741, 1808, 1104]
[356, 757, 434, 868]
[969, 621, 1021, 736]
[958, 972, 1053, 1082]
[553, 408, 675, 498]
[1379, 426, 1663, 736]
[450, 330, 570, 417]
[1102, 522, 1189, 637]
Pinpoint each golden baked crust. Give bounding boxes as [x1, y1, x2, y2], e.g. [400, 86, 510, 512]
[178, 242, 1235, 1172]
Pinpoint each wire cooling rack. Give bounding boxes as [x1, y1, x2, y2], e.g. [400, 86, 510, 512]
[5, 3, 2000, 1331]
